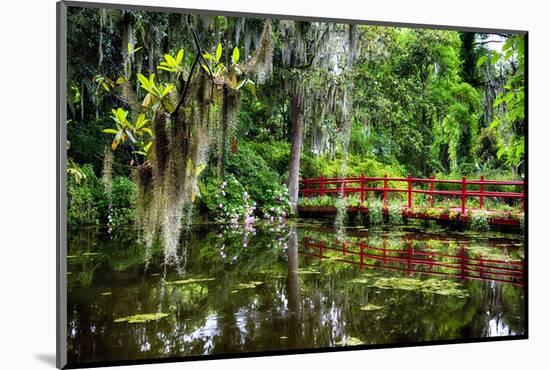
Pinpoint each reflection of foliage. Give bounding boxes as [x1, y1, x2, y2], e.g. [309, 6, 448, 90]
[67, 221, 525, 362]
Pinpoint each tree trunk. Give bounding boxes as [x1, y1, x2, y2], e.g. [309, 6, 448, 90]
[288, 91, 303, 214]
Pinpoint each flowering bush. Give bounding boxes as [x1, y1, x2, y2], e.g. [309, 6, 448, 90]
[201, 174, 257, 225]
[260, 185, 290, 221]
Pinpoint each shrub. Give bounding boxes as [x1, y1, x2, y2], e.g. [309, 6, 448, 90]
[368, 199, 384, 226]
[225, 143, 290, 218]
[426, 207, 443, 218]
[199, 174, 251, 222]
[470, 211, 490, 231]
[67, 163, 137, 226]
[449, 210, 461, 221]
[108, 176, 137, 226]
[388, 203, 403, 225]
[67, 164, 106, 225]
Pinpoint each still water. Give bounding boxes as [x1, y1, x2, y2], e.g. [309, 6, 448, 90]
[67, 220, 525, 365]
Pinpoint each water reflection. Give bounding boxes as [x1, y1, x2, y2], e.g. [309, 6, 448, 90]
[301, 236, 524, 285]
[67, 221, 525, 365]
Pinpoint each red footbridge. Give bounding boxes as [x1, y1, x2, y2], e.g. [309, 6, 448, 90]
[299, 174, 525, 228]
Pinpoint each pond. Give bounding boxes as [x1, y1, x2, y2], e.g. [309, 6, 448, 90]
[67, 219, 525, 365]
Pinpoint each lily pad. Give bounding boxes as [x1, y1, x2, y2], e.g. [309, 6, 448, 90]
[114, 313, 169, 323]
[297, 268, 320, 275]
[350, 276, 468, 298]
[360, 304, 384, 311]
[336, 336, 364, 346]
[166, 277, 215, 285]
[235, 281, 264, 290]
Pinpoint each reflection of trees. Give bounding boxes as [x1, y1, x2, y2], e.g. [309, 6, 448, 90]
[287, 225, 301, 348]
[67, 224, 525, 364]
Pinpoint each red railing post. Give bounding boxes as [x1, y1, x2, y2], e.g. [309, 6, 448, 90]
[383, 174, 388, 206]
[360, 173, 365, 207]
[461, 176, 466, 215]
[429, 175, 434, 208]
[407, 173, 412, 208]
[479, 175, 484, 209]
[320, 176, 325, 197]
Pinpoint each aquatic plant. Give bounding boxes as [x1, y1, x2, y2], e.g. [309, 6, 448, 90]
[349, 276, 468, 298]
[165, 277, 215, 285]
[113, 313, 169, 323]
[336, 337, 365, 346]
[234, 281, 264, 289]
[297, 268, 321, 274]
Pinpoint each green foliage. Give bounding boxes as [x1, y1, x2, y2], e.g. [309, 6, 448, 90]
[388, 202, 403, 225]
[108, 176, 137, 226]
[103, 108, 153, 155]
[68, 164, 137, 226]
[201, 43, 255, 92]
[67, 158, 86, 184]
[469, 211, 490, 231]
[157, 49, 184, 73]
[479, 35, 525, 172]
[225, 142, 290, 218]
[199, 174, 252, 223]
[301, 152, 405, 180]
[68, 164, 104, 225]
[368, 199, 384, 226]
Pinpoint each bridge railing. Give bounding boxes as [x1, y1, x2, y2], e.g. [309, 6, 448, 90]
[299, 174, 525, 214]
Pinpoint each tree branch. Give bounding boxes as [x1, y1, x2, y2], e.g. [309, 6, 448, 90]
[172, 17, 215, 120]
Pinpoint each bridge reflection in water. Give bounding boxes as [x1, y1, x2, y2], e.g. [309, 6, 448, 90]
[300, 236, 524, 286]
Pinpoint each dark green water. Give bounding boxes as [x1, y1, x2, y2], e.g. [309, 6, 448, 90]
[67, 220, 525, 365]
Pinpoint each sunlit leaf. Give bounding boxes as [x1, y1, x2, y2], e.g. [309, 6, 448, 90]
[232, 47, 240, 65]
[476, 55, 487, 68]
[176, 49, 184, 65]
[215, 43, 223, 63]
